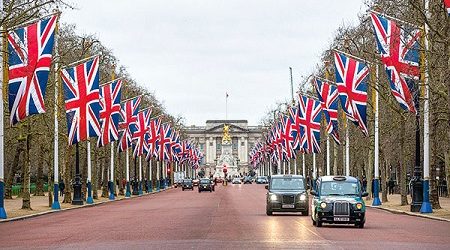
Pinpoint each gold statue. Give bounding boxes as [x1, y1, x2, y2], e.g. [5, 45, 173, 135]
[222, 124, 232, 144]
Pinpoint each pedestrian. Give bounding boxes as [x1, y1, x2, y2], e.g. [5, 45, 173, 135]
[362, 176, 367, 192]
[388, 178, 395, 195]
[59, 180, 65, 197]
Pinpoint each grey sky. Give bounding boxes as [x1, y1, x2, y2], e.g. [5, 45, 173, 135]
[62, 0, 366, 126]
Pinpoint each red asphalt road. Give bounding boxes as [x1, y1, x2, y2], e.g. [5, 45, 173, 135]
[1, 184, 450, 249]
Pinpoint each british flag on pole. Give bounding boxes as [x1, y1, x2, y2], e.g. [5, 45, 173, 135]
[298, 95, 323, 154]
[132, 109, 152, 158]
[145, 117, 161, 161]
[444, 0, 450, 16]
[334, 51, 369, 136]
[8, 14, 58, 125]
[280, 115, 296, 159]
[118, 96, 141, 152]
[370, 12, 420, 114]
[158, 123, 173, 161]
[313, 78, 340, 144]
[61, 56, 101, 145]
[97, 79, 122, 147]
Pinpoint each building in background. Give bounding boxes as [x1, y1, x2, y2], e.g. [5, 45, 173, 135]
[184, 120, 264, 176]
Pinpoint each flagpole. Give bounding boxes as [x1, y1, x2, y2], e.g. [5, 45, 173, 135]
[325, 62, 331, 176]
[372, 64, 381, 206]
[109, 141, 115, 200]
[0, 0, 7, 219]
[50, 17, 61, 211]
[125, 148, 131, 197]
[302, 153, 305, 178]
[313, 153, 317, 190]
[86, 140, 94, 203]
[225, 93, 228, 121]
[138, 155, 143, 195]
[294, 156, 297, 175]
[156, 160, 160, 192]
[148, 159, 153, 193]
[420, 0, 432, 213]
[345, 126, 350, 176]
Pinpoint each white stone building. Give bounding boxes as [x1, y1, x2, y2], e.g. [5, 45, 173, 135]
[183, 120, 264, 176]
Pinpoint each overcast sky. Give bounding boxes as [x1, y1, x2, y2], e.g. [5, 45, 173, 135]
[61, 0, 366, 126]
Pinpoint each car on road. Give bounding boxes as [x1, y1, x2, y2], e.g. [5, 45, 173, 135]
[192, 179, 199, 186]
[266, 175, 308, 216]
[198, 178, 214, 192]
[256, 176, 268, 184]
[310, 176, 368, 228]
[243, 176, 253, 184]
[232, 178, 242, 184]
[182, 179, 194, 191]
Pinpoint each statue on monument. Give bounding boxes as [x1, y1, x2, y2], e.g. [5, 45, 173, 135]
[222, 124, 232, 144]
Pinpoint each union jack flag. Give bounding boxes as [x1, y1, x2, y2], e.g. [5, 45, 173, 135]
[370, 13, 420, 114]
[298, 95, 323, 154]
[280, 115, 296, 159]
[118, 96, 141, 152]
[145, 117, 161, 161]
[158, 123, 173, 161]
[445, 0, 450, 16]
[334, 51, 369, 136]
[132, 109, 152, 157]
[288, 106, 301, 151]
[170, 131, 182, 162]
[180, 141, 192, 163]
[97, 79, 122, 147]
[61, 56, 101, 145]
[313, 78, 340, 144]
[8, 14, 58, 125]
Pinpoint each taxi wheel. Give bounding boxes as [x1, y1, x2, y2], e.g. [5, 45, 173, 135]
[266, 208, 273, 216]
[317, 221, 323, 227]
[356, 222, 365, 228]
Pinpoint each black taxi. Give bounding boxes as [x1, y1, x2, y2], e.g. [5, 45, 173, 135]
[265, 175, 308, 216]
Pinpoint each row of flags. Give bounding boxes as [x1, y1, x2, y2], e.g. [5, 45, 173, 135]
[6, 14, 203, 167]
[249, 11, 422, 168]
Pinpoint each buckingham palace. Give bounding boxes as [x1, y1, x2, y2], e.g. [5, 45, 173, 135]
[184, 120, 264, 176]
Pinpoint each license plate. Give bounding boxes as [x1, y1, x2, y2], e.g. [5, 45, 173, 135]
[282, 204, 295, 209]
[334, 217, 349, 222]
[203, 185, 207, 188]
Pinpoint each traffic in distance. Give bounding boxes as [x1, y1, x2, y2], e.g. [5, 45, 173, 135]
[174, 173, 368, 229]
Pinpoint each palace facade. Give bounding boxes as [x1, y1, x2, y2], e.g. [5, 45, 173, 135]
[183, 120, 264, 175]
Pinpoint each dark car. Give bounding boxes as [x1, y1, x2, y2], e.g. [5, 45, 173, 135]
[266, 175, 309, 216]
[310, 176, 368, 228]
[256, 176, 268, 184]
[243, 176, 252, 184]
[198, 178, 213, 192]
[181, 179, 194, 191]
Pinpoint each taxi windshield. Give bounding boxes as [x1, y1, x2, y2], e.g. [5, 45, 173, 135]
[320, 181, 359, 196]
[270, 178, 304, 190]
[200, 179, 210, 184]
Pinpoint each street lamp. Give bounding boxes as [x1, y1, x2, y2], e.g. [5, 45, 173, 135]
[236, 159, 240, 175]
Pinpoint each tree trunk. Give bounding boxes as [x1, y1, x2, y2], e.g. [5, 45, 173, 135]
[430, 121, 441, 209]
[92, 148, 98, 200]
[21, 131, 32, 210]
[48, 152, 53, 207]
[101, 156, 108, 198]
[333, 142, 338, 175]
[34, 145, 45, 196]
[5, 141, 24, 199]
[399, 116, 408, 206]
[446, 152, 450, 198]
[382, 159, 388, 203]
[63, 145, 72, 203]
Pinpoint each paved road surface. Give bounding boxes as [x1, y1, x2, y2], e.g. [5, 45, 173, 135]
[1, 184, 449, 249]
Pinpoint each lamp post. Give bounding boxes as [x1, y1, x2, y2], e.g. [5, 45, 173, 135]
[236, 159, 240, 176]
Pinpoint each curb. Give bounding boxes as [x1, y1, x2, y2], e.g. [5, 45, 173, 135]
[0, 187, 173, 223]
[367, 204, 450, 222]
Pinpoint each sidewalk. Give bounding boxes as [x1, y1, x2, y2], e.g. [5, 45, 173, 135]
[1, 188, 168, 222]
[366, 194, 450, 221]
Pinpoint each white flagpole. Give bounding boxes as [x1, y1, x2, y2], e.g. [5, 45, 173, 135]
[294, 156, 297, 175]
[109, 141, 115, 200]
[326, 136, 330, 175]
[149, 159, 152, 192]
[420, 0, 432, 213]
[288, 161, 291, 174]
[302, 153, 306, 177]
[372, 64, 381, 206]
[313, 153, 317, 180]
[0, 0, 5, 219]
[86, 141, 93, 203]
[50, 17, 60, 211]
[125, 148, 130, 197]
[156, 160, 160, 191]
[139, 155, 142, 195]
[345, 126, 350, 176]
[277, 159, 281, 175]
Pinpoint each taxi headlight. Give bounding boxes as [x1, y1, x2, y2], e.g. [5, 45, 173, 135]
[356, 203, 363, 210]
[270, 194, 277, 201]
[320, 202, 327, 209]
[299, 194, 306, 201]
